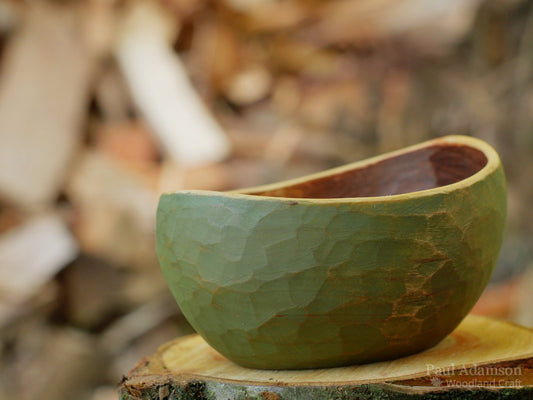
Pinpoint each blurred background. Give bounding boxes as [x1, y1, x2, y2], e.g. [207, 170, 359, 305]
[0, 0, 532, 399]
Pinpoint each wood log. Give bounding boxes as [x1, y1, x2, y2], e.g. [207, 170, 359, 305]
[119, 315, 533, 399]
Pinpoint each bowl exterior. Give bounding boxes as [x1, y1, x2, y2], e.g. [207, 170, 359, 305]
[156, 165, 506, 369]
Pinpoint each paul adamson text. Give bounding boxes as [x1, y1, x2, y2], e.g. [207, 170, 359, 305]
[426, 363, 523, 388]
[427, 363, 522, 376]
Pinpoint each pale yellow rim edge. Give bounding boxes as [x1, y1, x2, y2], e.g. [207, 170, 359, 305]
[165, 135, 502, 204]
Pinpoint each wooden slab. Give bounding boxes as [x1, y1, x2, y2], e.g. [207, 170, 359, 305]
[120, 315, 533, 399]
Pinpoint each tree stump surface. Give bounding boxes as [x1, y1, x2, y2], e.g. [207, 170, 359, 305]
[119, 315, 533, 399]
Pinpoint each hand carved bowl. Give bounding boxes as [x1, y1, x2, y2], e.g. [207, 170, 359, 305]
[156, 135, 506, 370]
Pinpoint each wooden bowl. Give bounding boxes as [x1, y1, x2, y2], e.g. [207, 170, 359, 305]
[156, 135, 506, 369]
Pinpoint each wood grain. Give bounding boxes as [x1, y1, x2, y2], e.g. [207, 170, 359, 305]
[244, 143, 487, 199]
[120, 315, 533, 399]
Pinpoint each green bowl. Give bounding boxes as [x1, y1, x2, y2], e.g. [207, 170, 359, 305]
[156, 135, 506, 369]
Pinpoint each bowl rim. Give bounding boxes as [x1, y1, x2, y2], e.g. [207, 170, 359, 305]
[162, 135, 502, 204]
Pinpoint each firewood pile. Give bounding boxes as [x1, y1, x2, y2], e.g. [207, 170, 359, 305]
[0, 0, 532, 399]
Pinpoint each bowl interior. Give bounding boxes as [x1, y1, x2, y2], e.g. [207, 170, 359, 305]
[243, 144, 487, 199]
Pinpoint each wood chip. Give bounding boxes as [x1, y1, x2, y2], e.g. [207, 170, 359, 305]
[224, 65, 272, 106]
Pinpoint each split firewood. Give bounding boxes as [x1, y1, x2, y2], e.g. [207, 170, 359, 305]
[65, 150, 158, 269]
[0, 3, 95, 208]
[0, 213, 78, 304]
[311, 0, 484, 49]
[115, 0, 231, 166]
